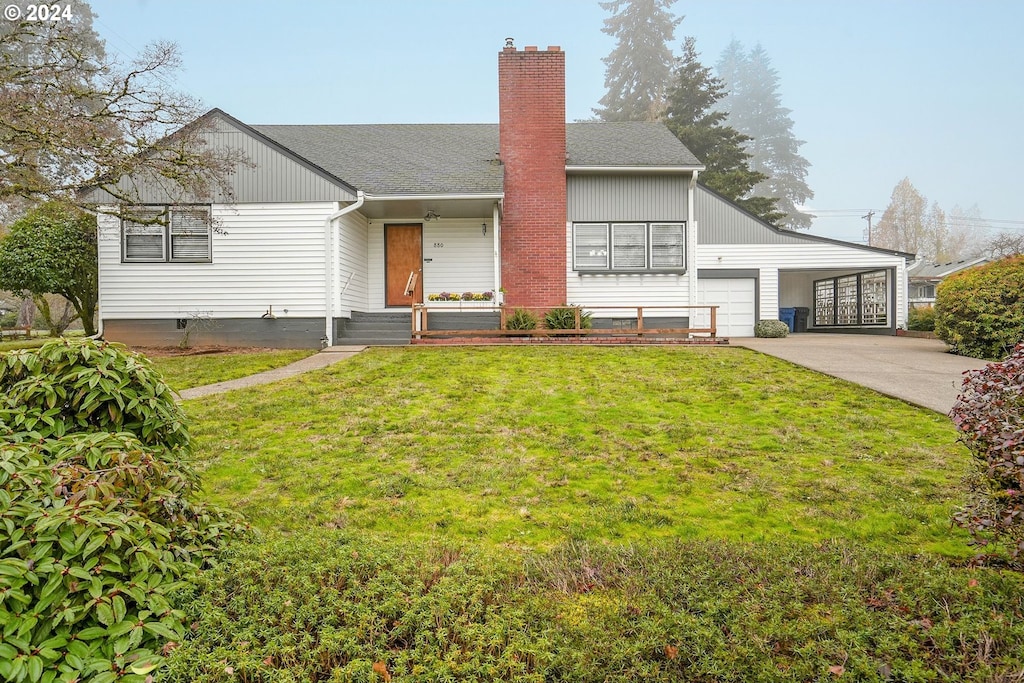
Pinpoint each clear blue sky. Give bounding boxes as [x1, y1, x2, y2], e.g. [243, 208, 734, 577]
[89, 0, 1024, 244]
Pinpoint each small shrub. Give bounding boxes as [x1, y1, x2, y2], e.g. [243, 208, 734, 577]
[0, 339, 247, 682]
[935, 256, 1024, 359]
[544, 306, 593, 330]
[505, 308, 538, 331]
[950, 343, 1024, 565]
[754, 319, 789, 338]
[907, 305, 936, 332]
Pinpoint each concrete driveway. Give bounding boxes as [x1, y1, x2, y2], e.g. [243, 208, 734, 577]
[734, 334, 991, 414]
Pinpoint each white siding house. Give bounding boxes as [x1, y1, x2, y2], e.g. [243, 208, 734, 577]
[91, 89, 912, 347]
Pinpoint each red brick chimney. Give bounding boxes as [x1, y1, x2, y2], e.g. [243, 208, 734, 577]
[498, 40, 567, 309]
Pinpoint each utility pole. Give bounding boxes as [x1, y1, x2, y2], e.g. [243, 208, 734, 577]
[862, 210, 875, 245]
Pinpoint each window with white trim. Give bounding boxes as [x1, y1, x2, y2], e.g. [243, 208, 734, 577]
[572, 222, 685, 272]
[122, 206, 212, 263]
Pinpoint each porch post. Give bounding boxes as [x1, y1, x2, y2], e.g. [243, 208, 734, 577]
[493, 202, 502, 300]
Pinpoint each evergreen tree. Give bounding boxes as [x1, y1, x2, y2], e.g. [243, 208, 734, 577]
[594, 0, 681, 122]
[664, 37, 782, 224]
[715, 42, 814, 229]
[0, 202, 98, 335]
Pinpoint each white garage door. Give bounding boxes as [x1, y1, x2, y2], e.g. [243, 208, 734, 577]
[697, 278, 756, 337]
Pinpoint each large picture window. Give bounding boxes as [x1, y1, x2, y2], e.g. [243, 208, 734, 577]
[122, 206, 212, 263]
[573, 222, 685, 272]
[814, 270, 889, 327]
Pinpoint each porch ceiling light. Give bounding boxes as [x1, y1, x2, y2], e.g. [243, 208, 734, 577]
[424, 210, 440, 222]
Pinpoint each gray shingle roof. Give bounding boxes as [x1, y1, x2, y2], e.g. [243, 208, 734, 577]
[251, 122, 699, 195]
[907, 257, 989, 279]
[566, 122, 702, 167]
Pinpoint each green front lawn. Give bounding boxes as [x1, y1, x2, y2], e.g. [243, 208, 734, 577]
[147, 348, 315, 390]
[166, 347, 1024, 681]
[187, 346, 966, 555]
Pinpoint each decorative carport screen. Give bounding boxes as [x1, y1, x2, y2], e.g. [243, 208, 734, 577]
[814, 269, 889, 327]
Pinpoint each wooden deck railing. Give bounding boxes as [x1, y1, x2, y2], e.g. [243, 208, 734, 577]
[411, 304, 719, 340]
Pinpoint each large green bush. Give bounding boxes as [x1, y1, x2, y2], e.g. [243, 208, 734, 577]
[935, 256, 1024, 359]
[0, 339, 246, 682]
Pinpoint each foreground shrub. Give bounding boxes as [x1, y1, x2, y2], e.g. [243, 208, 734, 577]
[935, 256, 1024, 359]
[754, 319, 789, 338]
[504, 308, 538, 331]
[164, 535, 1024, 682]
[0, 337, 188, 447]
[907, 305, 937, 332]
[951, 343, 1024, 565]
[543, 306, 592, 330]
[0, 339, 246, 682]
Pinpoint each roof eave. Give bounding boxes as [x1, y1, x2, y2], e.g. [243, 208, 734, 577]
[362, 192, 504, 201]
[565, 165, 704, 174]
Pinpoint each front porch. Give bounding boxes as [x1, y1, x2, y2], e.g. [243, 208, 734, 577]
[334, 304, 726, 346]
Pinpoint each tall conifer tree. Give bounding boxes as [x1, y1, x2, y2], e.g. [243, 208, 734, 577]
[594, 0, 680, 121]
[716, 41, 814, 229]
[664, 37, 781, 223]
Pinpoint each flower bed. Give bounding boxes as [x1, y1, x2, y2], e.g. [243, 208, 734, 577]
[427, 291, 494, 302]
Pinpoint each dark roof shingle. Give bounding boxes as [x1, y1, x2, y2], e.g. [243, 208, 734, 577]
[252, 121, 699, 195]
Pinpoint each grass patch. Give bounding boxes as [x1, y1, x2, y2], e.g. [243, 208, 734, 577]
[147, 348, 315, 390]
[0, 337, 48, 351]
[168, 347, 1024, 680]
[187, 346, 968, 556]
[167, 535, 1024, 682]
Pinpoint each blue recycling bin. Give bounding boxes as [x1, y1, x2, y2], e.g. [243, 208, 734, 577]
[778, 307, 796, 333]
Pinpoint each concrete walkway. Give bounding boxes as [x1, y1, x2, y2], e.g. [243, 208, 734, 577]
[176, 346, 365, 400]
[734, 334, 990, 414]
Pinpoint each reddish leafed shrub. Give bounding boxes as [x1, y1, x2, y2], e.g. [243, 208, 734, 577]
[950, 343, 1024, 565]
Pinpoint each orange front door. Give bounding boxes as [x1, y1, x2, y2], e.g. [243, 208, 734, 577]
[385, 224, 423, 307]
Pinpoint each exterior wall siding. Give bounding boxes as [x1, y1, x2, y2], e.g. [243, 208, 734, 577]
[422, 222, 496, 298]
[567, 175, 688, 222]
[366, 220, 496, 312]
[88, 115, 355, 205]
[337, 211, 370, 316]
[98, 202, 335, 320]
[696, 186, 809, 245]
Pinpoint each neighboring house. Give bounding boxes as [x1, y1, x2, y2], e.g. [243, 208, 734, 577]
[90, 42, 913, 348]
[907, 257, 989, 309]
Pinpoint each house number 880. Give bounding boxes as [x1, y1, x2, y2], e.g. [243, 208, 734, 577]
[433, 242, 444, 248]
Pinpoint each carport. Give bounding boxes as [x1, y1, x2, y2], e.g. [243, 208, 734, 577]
[779, 266, 901, 334]
[695, 186, 915, 335]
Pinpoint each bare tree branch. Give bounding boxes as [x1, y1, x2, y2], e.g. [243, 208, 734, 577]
[0, 2, 247, 216]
